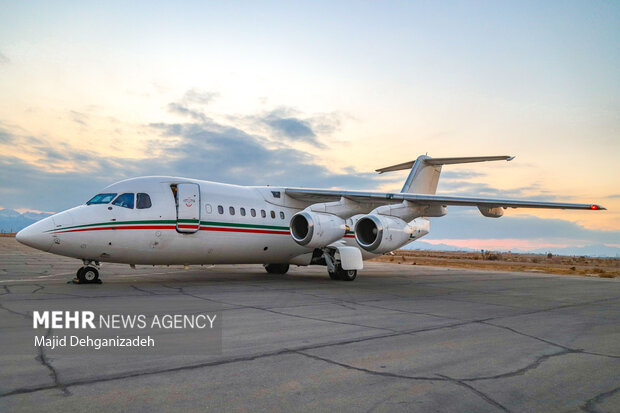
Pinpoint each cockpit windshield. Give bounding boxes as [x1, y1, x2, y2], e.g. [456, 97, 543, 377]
[112, 193, 135, 209]
[86, 193, 117, 205]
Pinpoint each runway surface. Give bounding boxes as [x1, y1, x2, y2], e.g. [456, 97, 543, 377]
[1, 238, 619, 412]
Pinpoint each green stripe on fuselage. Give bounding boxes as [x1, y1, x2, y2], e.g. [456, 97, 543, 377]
[47, 219, 291, 233]
[45, 220, 177, 232]
[201, 221, 288, 231]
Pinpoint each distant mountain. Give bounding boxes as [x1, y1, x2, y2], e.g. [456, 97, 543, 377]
[404, 240, 477, 253]
[0, 209, 53, 233]
[404, 240, 620, 258]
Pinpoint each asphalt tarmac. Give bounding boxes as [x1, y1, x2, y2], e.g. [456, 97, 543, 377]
[1, 238, 619, 412]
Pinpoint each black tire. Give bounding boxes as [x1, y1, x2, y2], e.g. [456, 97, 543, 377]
[78, 266, 99, 283]
[338, 268, 357, 281]
[328, 265, 357, 281]
[264, 264, 290, 274]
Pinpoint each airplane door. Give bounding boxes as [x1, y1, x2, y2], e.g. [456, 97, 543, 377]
[176, 183, 201, 233]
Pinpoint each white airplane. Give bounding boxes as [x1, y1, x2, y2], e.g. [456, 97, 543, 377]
[16, 155, 604, 283]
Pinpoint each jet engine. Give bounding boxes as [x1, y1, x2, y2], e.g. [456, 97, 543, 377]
[354, 214, 412, 254]
[290, 211, 347, 248]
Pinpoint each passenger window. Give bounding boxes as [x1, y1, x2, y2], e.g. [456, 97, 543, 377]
[240, 207, 246, 216]
[261, 210, 266, 218]
[218, 205, 224, 214]
[205, 204, 212, 214]
[229, 206, 235, 215]
[112, 193, 135, 209]
[136, 193, 152, 209]
[87, 193, 117, 205]
[280, 211, 285, 220]
[251, 208, 256, 217]
[270, 210, 275, 219]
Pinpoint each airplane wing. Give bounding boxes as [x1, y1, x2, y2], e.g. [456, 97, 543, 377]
[285, 188, 605, 210]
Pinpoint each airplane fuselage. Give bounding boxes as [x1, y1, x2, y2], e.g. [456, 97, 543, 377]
[17, 177, 419, 266]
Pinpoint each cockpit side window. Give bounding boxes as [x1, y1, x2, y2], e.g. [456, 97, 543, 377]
[136, 193, 152, 209]
[112, 193, 135, 209]
[87, 193, 117, 205]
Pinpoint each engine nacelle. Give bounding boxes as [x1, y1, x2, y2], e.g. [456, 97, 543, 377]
[354, 214, 412, 254]
[290, 211, 347, 248]
[478, 205, 504, 218]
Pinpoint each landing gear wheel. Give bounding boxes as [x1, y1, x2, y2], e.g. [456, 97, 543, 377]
[328, 265, 357, 281]
[338, 268, 357, 281]
[264, 264, 290, 274]
[77, 266, 99, 283]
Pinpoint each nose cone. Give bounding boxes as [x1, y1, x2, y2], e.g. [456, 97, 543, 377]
[16, 216, 55, 252]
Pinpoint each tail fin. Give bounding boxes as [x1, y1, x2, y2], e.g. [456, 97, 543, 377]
[376, 155, 514, 194]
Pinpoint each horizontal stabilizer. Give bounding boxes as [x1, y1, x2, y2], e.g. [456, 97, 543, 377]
[376, 155, 514, 174]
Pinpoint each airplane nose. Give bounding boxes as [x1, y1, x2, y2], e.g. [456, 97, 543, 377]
[15, 216, 55, 252]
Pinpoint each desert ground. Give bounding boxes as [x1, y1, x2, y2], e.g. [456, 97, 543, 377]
[372, 249, 620, 278]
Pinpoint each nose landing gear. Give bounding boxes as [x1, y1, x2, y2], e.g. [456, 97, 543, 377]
[74, 260, 102, 284]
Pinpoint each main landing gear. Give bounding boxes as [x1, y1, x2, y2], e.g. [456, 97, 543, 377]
[264, 263, 290, 274]
[75, 260, 101, 284]
[323, 250, 357, 281]
[327, 264, 357, 281]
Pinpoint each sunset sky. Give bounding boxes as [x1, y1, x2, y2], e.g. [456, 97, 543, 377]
[1, 1, 618, 252]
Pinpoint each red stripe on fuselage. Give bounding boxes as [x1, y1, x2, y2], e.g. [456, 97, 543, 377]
[52, 225, 291, 236]
[54, 225, 175, 233]
[199, 226, 290, 235]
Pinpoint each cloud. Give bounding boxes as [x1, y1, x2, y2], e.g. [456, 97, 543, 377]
[260, 108, 340, 148]
[0, 129, 12, 143]
[167, 102, 210, 123]
[437, 179, 554, 200]
[69, 110, 88, 126]
[165, 89, 219, 123]
[147, 120, 379, 188]
[0, 112, 387, 212]
[440, 170, 485, 180]
[0, 51, 9, 65]
[165, 91, 340, 148]
[182, 89, 218, 105]
[265, 116, 315, 141]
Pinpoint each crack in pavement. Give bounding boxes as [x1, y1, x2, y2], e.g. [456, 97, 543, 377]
[160, 283, 400, 333]
[0, 301, 70, 397]
[437, 374, 511, 412]
[36, 326, 71, 396]
[293, 350, 438, 381]
[460, 350, 574, 382]
[480, 321, 620, 359]
[293, 351, 510, 412]
[130, 285, 158, 295]
[582, 386, 620, 413]
[0, 318, 486, 398]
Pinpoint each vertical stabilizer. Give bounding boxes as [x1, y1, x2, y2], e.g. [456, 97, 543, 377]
[401, 156, 441, 194]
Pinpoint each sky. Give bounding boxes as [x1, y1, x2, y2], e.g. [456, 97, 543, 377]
[0, 1, 619, 252]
